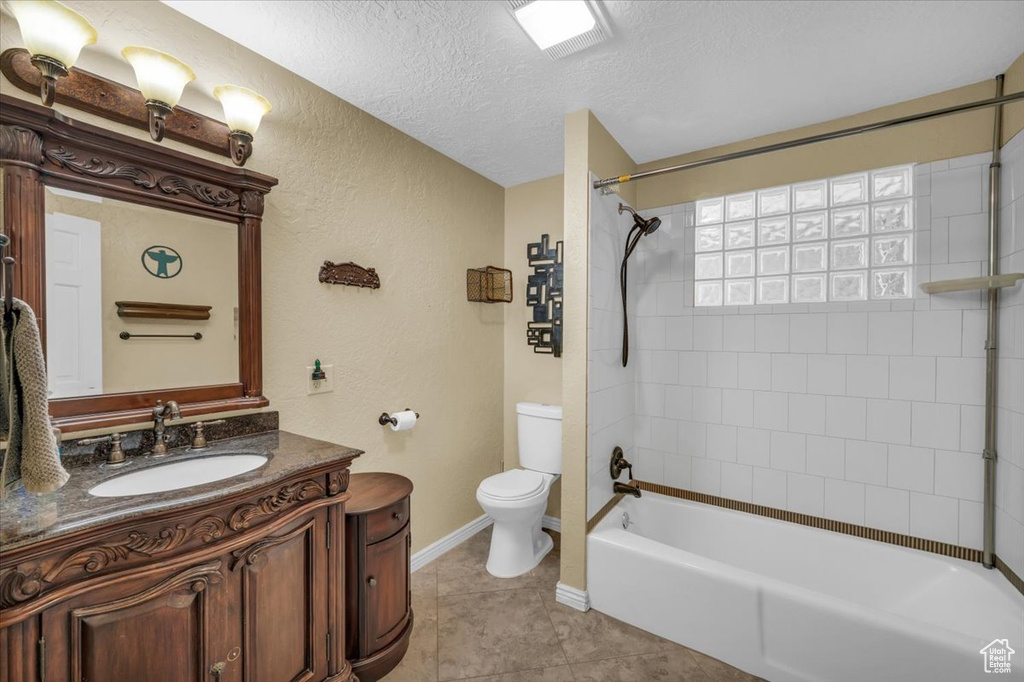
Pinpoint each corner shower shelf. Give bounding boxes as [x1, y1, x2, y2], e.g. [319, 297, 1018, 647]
[919, 273, 1024, 295]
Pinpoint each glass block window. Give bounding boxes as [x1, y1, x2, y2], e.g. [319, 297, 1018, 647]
[693, 164, 913, 306]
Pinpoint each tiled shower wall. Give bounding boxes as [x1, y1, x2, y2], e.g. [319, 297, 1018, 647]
[621, 149, 1023, 556]
[997, 128, 1024, 580]
[588, 187, 637, 519]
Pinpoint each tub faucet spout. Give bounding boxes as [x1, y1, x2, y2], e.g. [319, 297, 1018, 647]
[614, 482, 642, 498]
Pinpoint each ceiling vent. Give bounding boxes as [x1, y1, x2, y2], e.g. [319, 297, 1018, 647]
[508, 0, 610, 60]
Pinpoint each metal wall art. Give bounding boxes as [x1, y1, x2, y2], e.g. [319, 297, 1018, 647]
[318, 260, 381, 289]
[526, 234, 563, 357]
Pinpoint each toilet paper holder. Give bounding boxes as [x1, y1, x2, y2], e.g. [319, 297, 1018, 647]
[378, 409, 419, 427]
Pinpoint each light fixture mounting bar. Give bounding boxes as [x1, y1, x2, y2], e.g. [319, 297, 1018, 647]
[0, 48, 231, 159]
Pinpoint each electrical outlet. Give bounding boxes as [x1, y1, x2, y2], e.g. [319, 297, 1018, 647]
[307, 364, 334, 395]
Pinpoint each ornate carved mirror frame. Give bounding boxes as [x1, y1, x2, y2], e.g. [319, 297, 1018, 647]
[0, 94, 278, 432]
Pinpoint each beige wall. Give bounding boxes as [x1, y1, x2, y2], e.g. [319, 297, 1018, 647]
[2, 0, 505, 553]
[45, 190, 238, 394]
[636, 51, 1024, 209]
[560, 111, 636, 592]
[503, 175, 564, 517]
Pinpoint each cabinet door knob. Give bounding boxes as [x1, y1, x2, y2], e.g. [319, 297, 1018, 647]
[368, 576, 377, 587]
[210, 661, 226, 680]
[393, 512, 404, 522]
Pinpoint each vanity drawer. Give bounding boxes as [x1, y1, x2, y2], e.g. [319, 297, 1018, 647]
[365, 497, 409, 543]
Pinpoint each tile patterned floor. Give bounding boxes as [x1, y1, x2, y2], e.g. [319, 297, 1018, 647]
[382, 527, 763, 682]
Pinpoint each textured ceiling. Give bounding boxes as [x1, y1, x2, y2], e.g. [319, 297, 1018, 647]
[163, 0, 1024, 187]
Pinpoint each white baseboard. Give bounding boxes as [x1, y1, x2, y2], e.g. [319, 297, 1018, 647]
[542, 515, 561, 533]
[555, 582, 590, 612]
[410, 514, 492, 572]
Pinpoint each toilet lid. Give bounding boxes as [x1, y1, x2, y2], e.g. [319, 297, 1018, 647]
[479, 469, 545, 500]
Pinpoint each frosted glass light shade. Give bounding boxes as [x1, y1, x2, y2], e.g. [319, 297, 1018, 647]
[7, 0, 97, 69]
[121, 47, 195, 108]
[214, 85, 272, 135]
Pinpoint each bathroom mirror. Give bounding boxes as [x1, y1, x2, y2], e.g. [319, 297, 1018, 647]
[43, 187, 239, 399]
[0, 94, 278, 432]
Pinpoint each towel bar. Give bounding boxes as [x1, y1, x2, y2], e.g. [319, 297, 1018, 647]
[119, 331, 202, 340]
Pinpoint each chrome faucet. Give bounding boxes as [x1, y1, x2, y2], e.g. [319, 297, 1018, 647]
[151, 399, 181, 456]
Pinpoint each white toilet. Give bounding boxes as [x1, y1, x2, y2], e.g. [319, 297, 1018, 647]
[476, 402, 562, 578]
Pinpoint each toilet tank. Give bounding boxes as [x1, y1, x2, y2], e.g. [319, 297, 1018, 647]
[516, 402, 562, 475]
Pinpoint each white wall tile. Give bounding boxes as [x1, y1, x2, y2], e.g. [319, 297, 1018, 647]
[691, 457, 721, 494]
[889, 356, 936, 402]
[707, 352, 739, 388]
[638, 316, 667, 350]
[959, 405, 984, 453]
[846, 355, 889, 399]
[755, 314, 790, 353]
[692, 387, 723, 424]
[909, 492, 959, 544]
[651, 350, 680, 384]
[664, 385, 693, 421]
[789, 393, 826, 435]
[931, 165, 983, 218]
[678, 351, 707, 387]
[887, 445, 935, 493]
[651, 417, 679, 453]
[664, 453, 692, 489]
[867, 311, 913, 356]
[636, 383, 665, 418]
[846, 440, 888, 485]
[866, 399, 912, 445]
[721, 462, 753, 501]
[693, 316, 724, 351]
[787, 473, 825, 515]
[911, 402, 960, 449]
[665, 316, 694, 350]
[737, 427, 771, 467]
[865, 485, 910, 533]
[636, 449, 666, 485]
[958, 500, 984, 549]
[824, 478, 866, 524]
[722, 388, 754, 427]
[771, 354, 808, 393]
[707, 424, 738, 462]
[826, 396, 867, 440]
[770, 431, 806, 472]
[807, 354, 846, 395]
[754, 390, 789, 430]
[723, 316, 755, 352]
[948, 213, 988, 263]
[912, 311, 963, 356]
[678, 420, 707, 457]
[827, 313, 868, 354]
[935, 357, 986, 406]
[790, 314, 827, 353]
[738, 353, 772, 390]
[752, 467, 788, 507]
[806, 435, 846, 479]
[934, 449, 983, 502]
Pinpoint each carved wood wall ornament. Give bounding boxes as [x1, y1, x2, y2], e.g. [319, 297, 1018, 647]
[0, 94, 278, 432]
[228, 480, 326, 530]
[318, 261, 381, 289]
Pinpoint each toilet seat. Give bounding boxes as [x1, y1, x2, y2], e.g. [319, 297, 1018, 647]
[478, 469, 546, 501]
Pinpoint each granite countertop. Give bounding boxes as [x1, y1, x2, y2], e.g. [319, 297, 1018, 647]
[0, 430, 362, 552]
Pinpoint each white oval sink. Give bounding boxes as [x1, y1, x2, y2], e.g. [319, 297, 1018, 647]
[89, 453, 268, 497]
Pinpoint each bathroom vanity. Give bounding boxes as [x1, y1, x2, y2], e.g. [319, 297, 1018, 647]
[0, 431, 362, 682]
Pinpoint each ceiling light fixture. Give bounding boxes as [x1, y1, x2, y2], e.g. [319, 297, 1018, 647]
[6, 0, 97, 106]
[508, 0, 608, 60]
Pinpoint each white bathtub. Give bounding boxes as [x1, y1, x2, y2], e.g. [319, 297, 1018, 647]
[588, 492, 1024, 682]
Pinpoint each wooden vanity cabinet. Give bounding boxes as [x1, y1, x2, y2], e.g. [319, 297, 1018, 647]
[344, 473, 414, 682]
[0, 465, 354, 682]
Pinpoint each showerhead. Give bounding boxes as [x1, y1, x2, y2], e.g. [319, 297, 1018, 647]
[619, 203, 661, 235]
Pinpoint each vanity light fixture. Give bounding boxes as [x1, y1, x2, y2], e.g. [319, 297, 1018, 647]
[214, 84, 272, 166]
[121, 46, 195, 142]
[6, 0, 97, 106]
[508, 0, 608, 59]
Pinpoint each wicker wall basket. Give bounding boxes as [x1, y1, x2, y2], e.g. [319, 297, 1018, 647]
[467, 266, 513, 303]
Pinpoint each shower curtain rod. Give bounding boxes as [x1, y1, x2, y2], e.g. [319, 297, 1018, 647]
[592, 88, 1024, 189]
